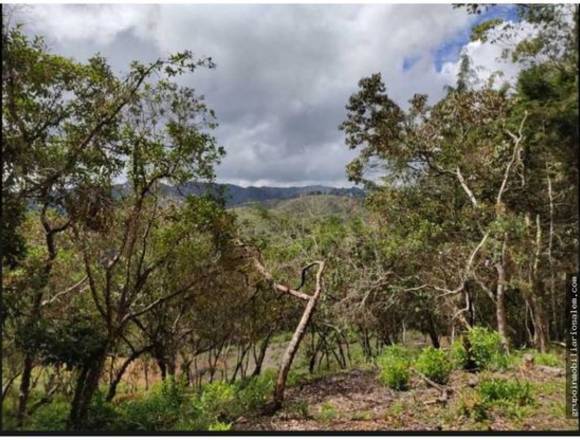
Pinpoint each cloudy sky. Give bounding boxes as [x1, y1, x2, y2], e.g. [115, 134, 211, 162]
[15, 3, 523, 188]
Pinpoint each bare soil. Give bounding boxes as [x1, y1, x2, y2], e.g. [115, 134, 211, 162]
[234, 366, 578, 432]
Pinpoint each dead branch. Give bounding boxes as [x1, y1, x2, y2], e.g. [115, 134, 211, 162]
[41, 276, 89, 307]
[456, 166, 478, 208]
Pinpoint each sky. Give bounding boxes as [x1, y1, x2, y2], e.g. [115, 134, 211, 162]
[13, 3, 526, 188]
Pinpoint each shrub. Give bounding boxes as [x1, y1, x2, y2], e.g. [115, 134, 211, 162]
[119, 377, 187, 431]
[26, 400, 69, 431]
[180, 374, 274, 430]
[456, 390, 488, 422]
[84, 391, 124, 431]
[451, 340, 469, 369]
[237, 371, 275, 412]
[377, 345, 411, 390]
[416, 347, 453, 385]
[477, 378, 534, 406]
[196, 381, 238, 419]
[452, 327, 508, 371]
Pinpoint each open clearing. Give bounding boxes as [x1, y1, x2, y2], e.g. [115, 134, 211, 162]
[235, 366, 577, 431]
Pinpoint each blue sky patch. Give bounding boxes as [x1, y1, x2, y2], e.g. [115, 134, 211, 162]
[402, 55, 421, 71]
[432, 5, 519, 72]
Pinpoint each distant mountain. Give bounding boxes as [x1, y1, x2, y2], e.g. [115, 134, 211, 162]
[153, 182, 365, 207]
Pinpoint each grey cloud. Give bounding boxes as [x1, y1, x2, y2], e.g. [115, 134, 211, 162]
[18, 4, 491, 187]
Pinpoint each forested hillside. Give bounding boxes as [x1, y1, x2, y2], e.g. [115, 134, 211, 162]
[154, 182, 364, 207]
[1, 4, 578, 432]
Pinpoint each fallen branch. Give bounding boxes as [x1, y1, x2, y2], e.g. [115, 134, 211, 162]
[412, 368, 445, 393]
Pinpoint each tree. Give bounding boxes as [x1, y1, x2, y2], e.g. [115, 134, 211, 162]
[2, 18, 222, 427]
[339, 71, 549, 351]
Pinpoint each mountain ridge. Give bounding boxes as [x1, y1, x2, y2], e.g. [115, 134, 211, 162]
[115, 182, 365, 207]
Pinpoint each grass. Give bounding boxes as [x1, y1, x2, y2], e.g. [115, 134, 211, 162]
[534, 352, 561, 367]
[283, 400, 310, 419]
[316, 402, 338, 422]
[350, 410, 373, 421]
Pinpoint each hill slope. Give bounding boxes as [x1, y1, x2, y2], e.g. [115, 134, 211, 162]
[157, 182, 364, 207]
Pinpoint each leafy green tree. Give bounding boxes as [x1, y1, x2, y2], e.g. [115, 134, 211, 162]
[2, 17, 222, 427]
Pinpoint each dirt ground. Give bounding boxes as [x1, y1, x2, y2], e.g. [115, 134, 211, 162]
[234, 366, 578, 432]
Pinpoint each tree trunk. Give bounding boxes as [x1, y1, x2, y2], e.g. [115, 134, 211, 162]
[67, 352, 107, 430]
[270, 262, 325, 410]
[427, 313, 440, 349]
[428, 327, 440, 349]
[528, 289, 548, 352]
[495, 261, 510, 353]
[16, 354, 34, 427]
[230, 344, 250, 383]
[251, 332, 272, 377]
[106, 347, 149, 402]
[157, 358, 167, 381]
[167, 356, 176, 378]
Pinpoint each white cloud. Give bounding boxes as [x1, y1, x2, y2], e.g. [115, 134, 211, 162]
[23, 4, 156, 45]
[441, 20, 534, 90]
[14, 4, 528, 187]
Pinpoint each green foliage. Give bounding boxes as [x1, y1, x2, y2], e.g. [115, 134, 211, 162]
[457, 377, 534, 423]
[457, 390, 489, 422]
[26, 400, 69, 431]
[85, 391, 125, 431]
[195, 381, 238, 421]
[236, 371, 275, 412]
[3, 2, 578, 433]
[452, 327, 508, 371]
[470, 18, 504, 43]
[207, 421, 232, 431]
[534, 351, 560, 367]
[120, 377, 187, 431]
[180, 375, 273, 430]
[477, 378, 534, 406]
[284, 400, 310, 419]
[317, 402, 338, 421]
[16, 317, 107, 370]
[416, 347, 453, 385]
[377, 345, 411, 390]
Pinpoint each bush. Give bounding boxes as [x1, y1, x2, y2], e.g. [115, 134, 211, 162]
[416, 347, 453, 385]
[457, 390, 488, 422]
[237, 371, 275, 412]
[26, 400, 69, 431]
[119, 377, 187, 431]
[29, 391, 132, 432]
[451, 340, 468, 369]
[196, 381, 238, 420]
[377, 345, 411, 390]
[477, 378, 534, 406]
[457, 378, 534, 423]
[452, 327, 508, 371]
[85, 391, 124, 431]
